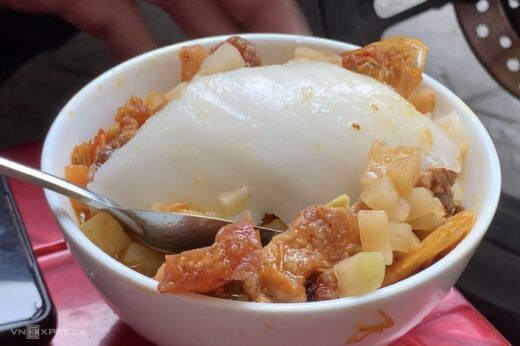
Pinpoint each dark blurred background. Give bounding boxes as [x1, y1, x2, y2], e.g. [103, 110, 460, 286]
[0, 1, 519, 343]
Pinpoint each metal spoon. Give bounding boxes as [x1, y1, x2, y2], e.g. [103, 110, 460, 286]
[0, 156, 280, 253]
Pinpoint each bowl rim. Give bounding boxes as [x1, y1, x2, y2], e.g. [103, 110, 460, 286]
[42, 33, 501, 313]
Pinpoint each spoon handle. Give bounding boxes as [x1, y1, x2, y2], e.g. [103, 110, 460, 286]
[0, 156, 114, 210]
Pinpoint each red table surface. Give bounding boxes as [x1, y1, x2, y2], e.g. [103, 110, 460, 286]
[2, 142, 510, 346]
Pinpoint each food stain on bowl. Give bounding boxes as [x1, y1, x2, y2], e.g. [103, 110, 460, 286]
[346, 310, 394, 344]
[113, 75, 123, 93]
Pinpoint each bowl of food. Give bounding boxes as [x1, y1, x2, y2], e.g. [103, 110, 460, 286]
[42, 34, 500, 345]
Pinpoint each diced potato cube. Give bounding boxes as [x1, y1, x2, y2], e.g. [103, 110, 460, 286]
[407, 88, 436, 114]
[406, 187, 445, 221]
[360, 177, 398, 210]
[393, 198, 412, 223]
[333, 252, 385, 297]
[358, 210, 393, 265]
[144, 92, 166, 111]
[262, 218, 288, 232]
[409, 212, 444, 231]
[293, 47, 342, 66]
[218, 184, 250, 215]
[432, 200, 445, 219]
[389, 222, 421, 253]
[198, 42, 245, 76]
[361, 141, 421, 197]
[434, 111, 468, 157]
[164, 82, 187, 101]
[325, 193, 350, 208]
[120, 242, 165, 277]
[79, 211, 131, 258]
[360, 176, 410, 222]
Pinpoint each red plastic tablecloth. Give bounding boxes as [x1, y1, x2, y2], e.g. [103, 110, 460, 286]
[2, 142, 510, 346]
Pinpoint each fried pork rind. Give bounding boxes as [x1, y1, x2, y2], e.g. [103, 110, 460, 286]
[312, 270, 339, 301]
[179, 44, 209, 82]
[243, 206, 361, 303]
[198, 42, 246, 76]
[93, 116, 139, 169]
[156, 215, 262, 293]
[341, 36, 428, 98]
[67, 96, 155, 220]
[383, 211, 475, 286]
[70, 96, 152, 170]
[224, 36, 262, 67]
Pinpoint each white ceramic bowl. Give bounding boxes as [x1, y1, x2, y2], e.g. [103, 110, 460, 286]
[42, 34, 501, 346]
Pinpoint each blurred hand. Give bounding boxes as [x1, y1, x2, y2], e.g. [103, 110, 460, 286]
[0, 0, 310, 59]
